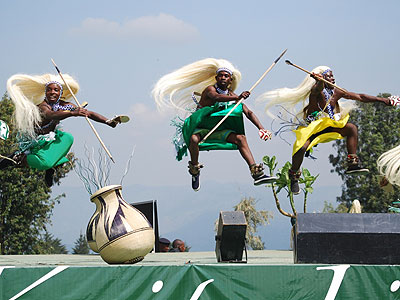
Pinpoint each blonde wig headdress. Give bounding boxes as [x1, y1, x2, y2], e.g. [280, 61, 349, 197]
[256, 66, 332, 120]
[377, 144, 400, 187]
[7, 73, 79, 137]
[256, 66, 358, 123]
[152, 58, 241, 113]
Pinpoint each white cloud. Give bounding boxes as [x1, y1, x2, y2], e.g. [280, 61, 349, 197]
[70, 14, 199, 42]
[129, 102, 167, 123]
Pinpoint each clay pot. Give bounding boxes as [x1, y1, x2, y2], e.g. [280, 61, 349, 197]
[89, 185, 154, 264]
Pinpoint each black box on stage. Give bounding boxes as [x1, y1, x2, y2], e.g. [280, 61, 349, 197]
[131, 200, 160, 252]
[294, 213, 400, 264]
[215, 211, 247, 263]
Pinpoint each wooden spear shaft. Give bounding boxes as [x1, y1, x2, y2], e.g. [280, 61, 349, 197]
[51, 59, 115, 163]
[0, 155, 16, 164]
[199, 49, 287, 144]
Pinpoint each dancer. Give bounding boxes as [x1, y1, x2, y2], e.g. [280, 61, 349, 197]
[2, 73, 126, 186]
[258, 66, 399, 194]
[153, 58, 276, 191]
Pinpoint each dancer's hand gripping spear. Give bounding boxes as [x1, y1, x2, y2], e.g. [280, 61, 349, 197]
[51, 59, 115, 163]
[285, 60, 348, 113]
[199, 49, 287, 144]
[285, 60, 347, 93]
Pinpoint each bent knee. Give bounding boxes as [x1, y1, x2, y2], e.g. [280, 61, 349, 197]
[190, 134, 201, 144]
[348, 123, 358, 131]
[344, 123, 358, 134]
[231, 134, 247, 145]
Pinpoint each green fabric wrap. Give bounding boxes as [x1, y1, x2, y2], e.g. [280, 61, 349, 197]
[26, 130, 74, 170]
[176, 103, 244, 161]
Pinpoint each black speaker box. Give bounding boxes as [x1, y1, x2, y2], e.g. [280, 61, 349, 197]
[294, 213, 400, 264]
[131, 200, 160, 252]
[215, 211, 247, 263]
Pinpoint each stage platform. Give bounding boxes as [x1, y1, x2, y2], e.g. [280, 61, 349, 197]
[1, 250, 400, 299]
[0, 249, 294, 266]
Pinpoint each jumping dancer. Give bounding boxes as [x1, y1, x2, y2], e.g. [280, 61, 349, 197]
[258, 66, 399, 194]
[2, 73, 125, 186]
[153, 58, 276, 191]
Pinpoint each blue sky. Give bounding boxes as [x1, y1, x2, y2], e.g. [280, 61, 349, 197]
[1, 0, 399, 251]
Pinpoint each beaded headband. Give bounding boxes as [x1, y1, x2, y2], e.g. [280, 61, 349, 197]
[216, 67, 233, 76]
[322, 69, 332, 76]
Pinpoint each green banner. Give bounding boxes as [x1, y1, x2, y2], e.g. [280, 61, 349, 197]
[1, 264, 400, 299]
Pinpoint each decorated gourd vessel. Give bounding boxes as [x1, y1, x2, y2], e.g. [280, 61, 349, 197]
[89, 184, 154, 264]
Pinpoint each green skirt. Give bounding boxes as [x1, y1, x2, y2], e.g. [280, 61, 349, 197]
[176, 103, 245, 161]
[26, 130, 74, 170]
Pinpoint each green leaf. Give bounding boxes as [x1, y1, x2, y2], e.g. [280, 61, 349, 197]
[262, 155, 271, 165]
[305, 187, 314, 194]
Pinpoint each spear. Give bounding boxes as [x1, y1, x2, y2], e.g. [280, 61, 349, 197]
[200, 49, 287, 144]
[0, 155, 16, 164]
[285, 60, 347, 93]
[51, 59, 115, 163]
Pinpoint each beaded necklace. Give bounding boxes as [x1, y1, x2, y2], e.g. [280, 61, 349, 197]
[214, 84, 229, 95]
[322, 87, 335, 119]
[51, 102, 75, 112]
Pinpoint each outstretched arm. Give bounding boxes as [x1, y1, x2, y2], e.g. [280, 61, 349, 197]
[75, 109, 118, 128]
[39, 102, 89, 121]
[39, 102, 117, 127]
[334, 89, 390, 106]
[242, 104, 264, 130]
[243, 104, 272, 140]
[86, 110, 108, 124]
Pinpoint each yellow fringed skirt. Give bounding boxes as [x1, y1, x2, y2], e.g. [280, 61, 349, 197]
[292, 114, 350, 156]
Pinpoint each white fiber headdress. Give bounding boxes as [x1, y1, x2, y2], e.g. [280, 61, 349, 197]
[256, 66, 331, 119]
[152, 58, 241, 113]
[377, 144, 400, 187]
[256, 66, 356, 120]
[7, 73, 79, 137]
